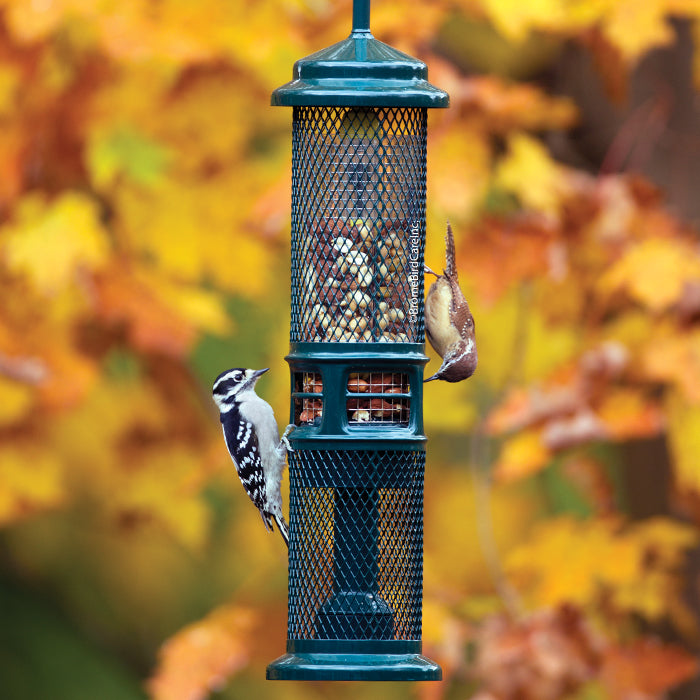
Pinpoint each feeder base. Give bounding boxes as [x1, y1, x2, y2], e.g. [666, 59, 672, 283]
[266, 651, 441, 681]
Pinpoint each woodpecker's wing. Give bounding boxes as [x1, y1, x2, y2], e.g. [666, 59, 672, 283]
[220, 411, 268, 517]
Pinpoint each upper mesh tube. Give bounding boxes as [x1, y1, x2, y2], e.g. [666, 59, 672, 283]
[290, 107, 427, 344]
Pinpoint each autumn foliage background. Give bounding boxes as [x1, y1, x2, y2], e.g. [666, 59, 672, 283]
[2, 0, 700, 698]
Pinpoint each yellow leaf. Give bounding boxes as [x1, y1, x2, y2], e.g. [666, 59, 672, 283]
[494, 133, 567, 215]
[631, 517, 698, 567]
[159, 281, 232, 337]
[665, 389, 700, 494]
[424, 470, 545, 596]
[148, 604, 255, 700]
[506, 516, 697, 620]
[479, 0, 564, 41]
[429, 125, 491, 219]
[2, 193, 110, 295]
[0, 376, 33, 426]
[115, 176, 274, 297]
[599, 238, 700, 312]
[108, 448, 210, 550]
[602, 0, 677, 63]
[0, 446, 66, 526]
[0, 64, 20, 117]
[494, 429, 551, 482]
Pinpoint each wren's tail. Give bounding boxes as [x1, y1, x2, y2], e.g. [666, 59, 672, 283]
[444, 221, 457, 279]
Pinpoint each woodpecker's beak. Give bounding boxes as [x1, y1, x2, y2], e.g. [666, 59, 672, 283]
[243, 367, 269, 390]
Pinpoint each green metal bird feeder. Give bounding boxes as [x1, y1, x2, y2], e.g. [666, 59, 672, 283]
[267, 0, 448, 682]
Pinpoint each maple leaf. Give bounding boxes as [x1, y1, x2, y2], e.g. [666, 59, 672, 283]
[599, 237, 700, 313]
[506, 516, 698, 622]
[429, 125, 492, 220]
[148, 604, 255, 700]
[0, 445, 66, 527]
[0, 375, 33, 426]
[93, 263, 230, 357]
[601, 0, 679, 64]
[472, 605, 604, 700]
[494, 429, 552, 482]
[2, 192, 110, 295]
[450, 75, 578, 134]
[87, 125, 172, 190]
[665, 389, 700, 513]
[593, 388, 663, 440]
[601, 638, 699, 700]
[454, 215, 555, 303]
[495, 134, 570, 216]
[107, 447, 211, 550]
[642, 327, 700, 403]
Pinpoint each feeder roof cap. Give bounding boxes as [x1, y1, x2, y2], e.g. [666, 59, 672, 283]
[271, 31, 449, 108]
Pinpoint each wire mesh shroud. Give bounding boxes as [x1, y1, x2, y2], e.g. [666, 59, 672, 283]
[273, 107, 437, 679]
[287, 449, 425, 642]
[291, 107, 428, 344]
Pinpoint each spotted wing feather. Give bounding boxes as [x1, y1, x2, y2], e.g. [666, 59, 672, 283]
[220, 410, 267, 518]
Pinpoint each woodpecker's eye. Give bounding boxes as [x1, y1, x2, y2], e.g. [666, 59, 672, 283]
[233, 371, 244, 382]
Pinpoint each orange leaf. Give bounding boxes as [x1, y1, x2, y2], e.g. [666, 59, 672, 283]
[594, 389, 663, 441]
[456, 76, 578, 134]
[457, 215, 555, 304]
[94, 265, 197, 357]
[601, 639, 699, 700]
[487, 385, 581, 434]
[148, 605, 255, 700]
[642, 328, 700, 403]
[474, 605, 603, 700]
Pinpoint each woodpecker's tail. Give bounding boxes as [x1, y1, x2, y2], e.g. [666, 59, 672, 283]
[444, 221, 457, 279]
[274, 514, 290, 548]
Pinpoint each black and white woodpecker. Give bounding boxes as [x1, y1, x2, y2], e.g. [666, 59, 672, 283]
[424, 222, 478, 383]
[212, 368, 294, 546]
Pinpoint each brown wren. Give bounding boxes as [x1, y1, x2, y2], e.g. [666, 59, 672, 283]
[424, 222, 477, 383]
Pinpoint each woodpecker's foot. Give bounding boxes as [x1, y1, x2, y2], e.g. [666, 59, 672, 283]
[280, 423, 295, 453]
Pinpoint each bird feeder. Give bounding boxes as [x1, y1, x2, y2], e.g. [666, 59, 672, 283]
[267, 0, 448, 681]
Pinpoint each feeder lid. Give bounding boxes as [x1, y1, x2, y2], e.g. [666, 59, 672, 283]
[271, 0, 448, 108]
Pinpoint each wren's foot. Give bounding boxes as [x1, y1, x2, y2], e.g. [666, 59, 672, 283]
[424, 264, 438, 277]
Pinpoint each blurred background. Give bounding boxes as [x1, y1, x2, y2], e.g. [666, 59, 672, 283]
[1, 1, 700, 698]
